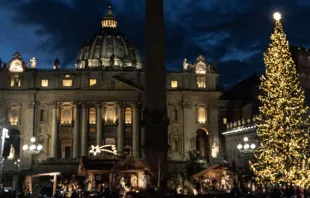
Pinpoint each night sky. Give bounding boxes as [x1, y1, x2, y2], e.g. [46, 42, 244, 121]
[1, 0, 310, 88]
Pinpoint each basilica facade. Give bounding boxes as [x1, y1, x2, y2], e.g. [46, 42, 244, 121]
[0, 6, 221, 172]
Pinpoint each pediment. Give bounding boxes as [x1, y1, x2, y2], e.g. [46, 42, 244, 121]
[87, 76, 141, 91]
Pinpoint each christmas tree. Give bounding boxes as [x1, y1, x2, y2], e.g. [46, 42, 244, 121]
[250, 12, 310, 186]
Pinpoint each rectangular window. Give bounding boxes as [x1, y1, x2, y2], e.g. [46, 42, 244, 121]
[41, 79, 48, 87]
[64, 147, 71, 159]
[90, 79, 97, 86]
[198, 107, 206, 124]
[10, 76, 21, 87]
[171, 80, 178, 88]
[89, 108, 96, 124]
[105, 138, 115, 145]
[197, 77, 206, 88]
[62, 79, 73, 87]
[125, 108, 132, 124]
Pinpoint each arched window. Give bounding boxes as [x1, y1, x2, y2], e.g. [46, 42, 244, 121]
[89, 108, 96, 124]
[95, 45, 100, 58]
[119, 46, 124, 57]
[198, 108, 206, 124]
[105, 107, 116, 124]
[197, 77, 206, 88]
[61, 107, 72, 124]
[125, 108, 132, 124]
[107, 45, 112, 57]
[9, 106, 19, 125]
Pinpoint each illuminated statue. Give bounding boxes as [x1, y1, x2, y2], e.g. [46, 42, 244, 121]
[30, 57, 36, 68]
[183, 58, 189, 70]
[211, 143, 219, 158]
[140, 173, 147, 190]
[130, 175, 138, 189]
[8, 144, 15, 159]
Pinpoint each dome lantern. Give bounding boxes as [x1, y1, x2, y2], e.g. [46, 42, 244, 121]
[102, 5, 117, 29]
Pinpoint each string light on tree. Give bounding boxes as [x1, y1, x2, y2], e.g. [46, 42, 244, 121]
[250, 12, 310, 187]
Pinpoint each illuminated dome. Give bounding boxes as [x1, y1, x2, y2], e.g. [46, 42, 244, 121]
[76, 6, 142, 69]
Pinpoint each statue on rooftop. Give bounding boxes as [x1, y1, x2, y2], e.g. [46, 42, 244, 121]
[30, 57, 36, 68]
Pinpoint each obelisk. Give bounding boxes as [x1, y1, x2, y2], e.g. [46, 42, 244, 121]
[143, 0, 168, 181]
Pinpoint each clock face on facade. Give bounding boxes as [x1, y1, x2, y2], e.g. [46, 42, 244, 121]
[9, 60, 23, 72]
[195, 62, 206, 74]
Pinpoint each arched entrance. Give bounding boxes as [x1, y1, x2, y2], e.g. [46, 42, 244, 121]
[196, 128, 209, 159]
[3, 129, 20, 160]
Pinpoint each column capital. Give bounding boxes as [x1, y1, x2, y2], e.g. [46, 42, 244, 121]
[96, 102, 103, 107]
[180, 101, 193, 109]
[73, 103, 80, 109]
[132, 102, 141, 108]
[48, 102, 58, 108]
[22, 101, 37, 109]
[117, 102, 125, 109]
[79, 102, 90, 108]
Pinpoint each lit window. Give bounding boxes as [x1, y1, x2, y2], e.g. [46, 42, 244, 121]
[89, 108, 96, 124]
[171, 81, 178, 88]
[223, 118, 227, 124]
[197, 77, 206, 88]
[90, 79, 97, 86]
[10, 75, 21, 87]
[63, 79, 73, 87]
[9, 106, 19, 125]
[198, 108, 206, 124]
[61, 107, 72, 124]
[125, 108, 132, 124]
[105, 107, 116, 124]
[41, 79, 48, 87]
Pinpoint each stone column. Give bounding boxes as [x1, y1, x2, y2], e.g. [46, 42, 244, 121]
[132, 103, 140, 157]
[96, 103, 103, 146]
[73, 104, 80, 158]
[50, 103, 58, 158]
[117, 103, 124, 156]
[81, 103, 88, 156]
[182, 101, 195, 159]
[21, 102, 36, 168]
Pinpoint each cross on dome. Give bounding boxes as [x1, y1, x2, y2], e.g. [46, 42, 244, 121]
[102, 5, 117, 28]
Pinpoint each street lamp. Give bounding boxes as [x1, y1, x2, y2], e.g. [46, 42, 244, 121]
[237, 137, 256, 153]
[0, 128, 9, 186]
[23, 137, 43, 154]
[14, 159, 21, 170]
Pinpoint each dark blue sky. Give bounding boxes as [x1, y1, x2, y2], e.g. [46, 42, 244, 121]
[1, 0, 310, 88]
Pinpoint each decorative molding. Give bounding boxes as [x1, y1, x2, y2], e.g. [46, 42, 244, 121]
[131, 101, 141, 108]
[117, 102, 125, 109]
[48, 101, 58, 107]
[22, 101, 36, 109]
[181, 101, 193, 109]
[106, 79, 115, 90]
